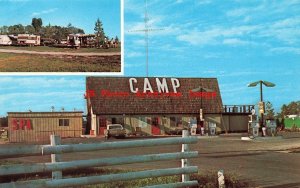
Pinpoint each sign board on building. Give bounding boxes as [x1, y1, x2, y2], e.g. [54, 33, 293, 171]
[258, 102, 265, 114]
[12, 119, 32, 130]
[129, 78, 180, 93]
[200, 109, 203, 121]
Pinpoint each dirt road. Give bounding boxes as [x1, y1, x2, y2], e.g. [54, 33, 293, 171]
[0, 49, 120, 56]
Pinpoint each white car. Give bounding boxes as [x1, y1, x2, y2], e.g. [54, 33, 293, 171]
[105, 124, 126, 139]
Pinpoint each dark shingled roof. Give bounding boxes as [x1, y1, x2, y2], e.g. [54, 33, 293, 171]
[86, 77, 223, 115]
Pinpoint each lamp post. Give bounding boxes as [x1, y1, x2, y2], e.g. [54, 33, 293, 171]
[248, 80, 275, 136]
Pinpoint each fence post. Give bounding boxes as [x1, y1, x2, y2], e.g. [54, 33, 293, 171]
[50, 134, 62, 179]
[218, 170, 225, 188]
[181, 130, 190, 182]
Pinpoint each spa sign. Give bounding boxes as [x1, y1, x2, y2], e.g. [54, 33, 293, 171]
[11, 119, 32, 130]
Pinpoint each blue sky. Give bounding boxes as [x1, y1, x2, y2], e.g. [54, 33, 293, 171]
[1, 0, 300, 116]
[124, 0, 300, 112]
[0, 0, 120, 38]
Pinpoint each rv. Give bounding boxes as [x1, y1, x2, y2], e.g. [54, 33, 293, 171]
[67, 34, 81, 48]
[17, 34, 40, 46]
[0, 35, 12, 45]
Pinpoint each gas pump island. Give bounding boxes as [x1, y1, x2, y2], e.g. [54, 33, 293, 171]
[248, 80, 276, 137]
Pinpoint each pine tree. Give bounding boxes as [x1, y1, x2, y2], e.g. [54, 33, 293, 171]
[94, 18, 105, 47]
[265, 101, 275, 119]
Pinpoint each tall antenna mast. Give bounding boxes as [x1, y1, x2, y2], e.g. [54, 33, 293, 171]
[129, 0, 164, 77]
[145, 0, 149, 77]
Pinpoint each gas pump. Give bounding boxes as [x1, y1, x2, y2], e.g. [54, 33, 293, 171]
[266, 119, 277, 136]
[190, 118, 197, 136]
[248, 108, 259, 137]
[208, 122, 217, 136]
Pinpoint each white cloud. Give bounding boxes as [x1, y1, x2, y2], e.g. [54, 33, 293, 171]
[270, 47, 300, 55]
[272, 17, 300, 28]
[125, 51, 144, 58]
[177, 30, 215, 45]
[226, 4, 264, 17]
[203, 53, 222, 59]
[31, 8, 58, 17]
[197, 0, 211, 5]
[0, 77, 85, 89]
[259, 17, 300, 44]
[226, 8, 248, 17]
[177, 25, 260, 46]
[222, 38, 260, 46]
[124, 61, 145, 68]
[223, 38, 247, 46]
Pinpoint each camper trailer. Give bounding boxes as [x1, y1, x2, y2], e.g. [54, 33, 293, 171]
[0, 35, 12, 45]
[17, 34, 40, 46]
[67, 34, 81, 48]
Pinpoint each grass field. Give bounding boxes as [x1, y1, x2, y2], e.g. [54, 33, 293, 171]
[0, 53, 121, 72]
[0, 46, 120, 53]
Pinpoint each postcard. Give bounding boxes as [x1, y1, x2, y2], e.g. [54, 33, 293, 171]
[0, 0, 299, 187]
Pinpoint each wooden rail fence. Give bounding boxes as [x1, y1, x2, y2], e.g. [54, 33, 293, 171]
[0, 130, 199, 188]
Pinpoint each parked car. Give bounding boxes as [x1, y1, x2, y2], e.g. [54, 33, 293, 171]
[105, 124, 126, 139]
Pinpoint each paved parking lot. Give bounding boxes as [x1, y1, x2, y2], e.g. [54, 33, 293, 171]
[2, 132, 300, 187]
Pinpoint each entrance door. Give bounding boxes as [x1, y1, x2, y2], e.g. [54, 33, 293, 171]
[151, 117, 160, 135]
[99, 117, 107, 135]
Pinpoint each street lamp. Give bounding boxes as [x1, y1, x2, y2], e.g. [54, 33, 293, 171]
[248, 80, 275, 136]
[248, 80, 275, 101]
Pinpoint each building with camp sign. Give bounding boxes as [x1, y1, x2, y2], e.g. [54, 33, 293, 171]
[8, 111, 83, 142]
[86, 77, 254, 136]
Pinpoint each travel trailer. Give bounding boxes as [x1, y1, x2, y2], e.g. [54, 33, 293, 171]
[0, 35, 12, 45]
[17, 34, 40, 46]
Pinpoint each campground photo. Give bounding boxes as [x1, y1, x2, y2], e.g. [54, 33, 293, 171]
[0, 0, 121, 72]
[1, 0, 300, 188]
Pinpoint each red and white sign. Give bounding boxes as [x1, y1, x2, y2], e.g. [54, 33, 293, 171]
[12, 119, 32, 130]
